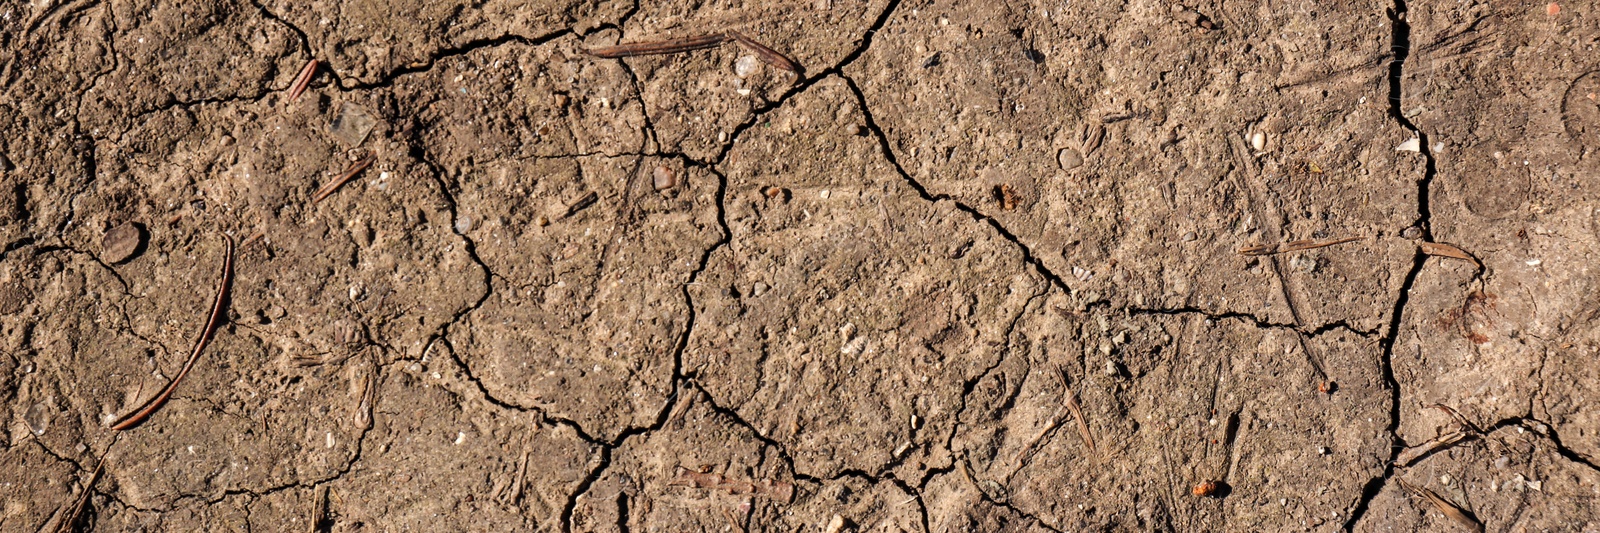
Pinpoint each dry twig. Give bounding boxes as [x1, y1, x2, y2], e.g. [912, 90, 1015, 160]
[1396, 478, 1484, 533]
[111, 234, 234, 431]
[1237, 236, 1363, 256]
[312, 155, 376, 204]
[49, 460, 104, 533]
[1058, 367, 1096, 453]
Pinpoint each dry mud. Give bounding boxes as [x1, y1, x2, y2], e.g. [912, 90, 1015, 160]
[3, 0, 1599, 531]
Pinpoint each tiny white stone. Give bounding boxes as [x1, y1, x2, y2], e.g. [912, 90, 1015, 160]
[455, 431, 466, 445]
[735, 55, 761, 78]
[819, 189, 830, 199]
[1250, 132, 1266, 151]
[1526, 259, 1542, 266]
[1396, 138, 1421, 152]
[326, 432, 336, 448]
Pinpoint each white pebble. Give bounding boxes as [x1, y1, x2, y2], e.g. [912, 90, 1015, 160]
[1249, 132, 1266, 151]
[735, 55, 760, 78]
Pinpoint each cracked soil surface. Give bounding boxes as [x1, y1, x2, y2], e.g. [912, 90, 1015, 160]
[4, 0, 1600, 531]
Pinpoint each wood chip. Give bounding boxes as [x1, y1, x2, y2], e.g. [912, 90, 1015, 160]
[1396, 479, 1484, 533]
[1420, 242, 1479, 266]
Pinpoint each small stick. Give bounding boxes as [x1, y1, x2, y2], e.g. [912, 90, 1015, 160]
[726, 30, 803, 74]
[111, 234, 235, 431]
[1057, 367, 1096, 453]
[288, 59, 319, 101]
[1395, 430, 1472, 466]
[563, 191, 599, 218]
[1237, 236, 1363, 256]
[1396, 478, 1484, 533]
[312, 155, 376, 204]
[585, 34, 730, 58]
[240, 229, 266, 249]
[50, 460, 104, 533]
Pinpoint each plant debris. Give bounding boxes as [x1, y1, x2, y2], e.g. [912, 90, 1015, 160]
[111, 234, 235, 431]
[1237, 236, 1362, 256]
[1420, 242, 1480, 266]
[1396, 478, 1484, 533]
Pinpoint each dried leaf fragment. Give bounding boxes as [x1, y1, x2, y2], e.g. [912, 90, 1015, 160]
[1396, 479, 1484, 533]
[1420, 242, 1479, 265]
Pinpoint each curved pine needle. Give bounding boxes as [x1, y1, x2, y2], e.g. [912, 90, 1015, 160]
[111, 234, 235, 431]
[726, 30, 803, 74]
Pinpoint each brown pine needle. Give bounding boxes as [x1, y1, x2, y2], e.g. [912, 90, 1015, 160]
[726, 30, 803, 74]
[1396, 479, 1484, 533]
[288, 59, 319, 101]
[1420, 242, 1479, 266]
[312, 155, 376, 204]
[49, 460, 104, 533]
[111, 234, 235, 431]
[1237, 236, 1363, 256]
[585, 33, 730, 58]
[1057, 367, 1096, 453]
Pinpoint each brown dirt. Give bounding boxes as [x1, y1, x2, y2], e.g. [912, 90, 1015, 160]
[3, 0, 1599, 531]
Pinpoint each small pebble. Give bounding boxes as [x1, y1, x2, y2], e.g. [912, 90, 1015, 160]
[1181, 231, 1197, 242]
[1057, 147, 1084, 170]
[652, 166, 678, 191]
[819, 189, 830, 199]
[25, 402, 51, 436]
[735, 55, 761, 78]
[454, 215, 474, 233]
[1400, 226, 1422, 239]
[1249, 132, 1266, 151]
[102, 222, 146, 264]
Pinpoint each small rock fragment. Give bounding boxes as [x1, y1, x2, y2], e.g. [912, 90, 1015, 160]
[921, 52, 942, 69]
[1057, 147, 1084, 170]
[25, 401, 51, 436]
[1401, 226, 1422, 239]
[1249, 132, 1266, 151]
[1396, 138, 1421, 152]
[823, 515, 849, 533]
[1173, 5, 1216, 30]
[735, 55, 761, 78]
[102, 222, 146, 264]
[653, 166, 678, 191]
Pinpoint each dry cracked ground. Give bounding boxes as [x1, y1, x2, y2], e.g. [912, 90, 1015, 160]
[2, 0, 1600, 531]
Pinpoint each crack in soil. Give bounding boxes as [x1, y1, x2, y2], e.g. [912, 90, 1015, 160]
[1342, 0, 1436, 528]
